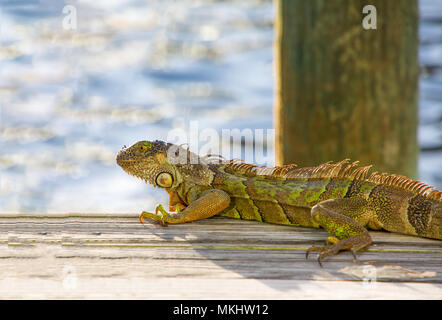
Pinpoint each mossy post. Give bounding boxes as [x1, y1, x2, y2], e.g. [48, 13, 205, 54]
[274, 0, 419, 178]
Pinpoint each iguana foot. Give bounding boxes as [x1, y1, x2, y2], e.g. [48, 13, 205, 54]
[305, 234, 370, 266]
[139, 204, 169, 227]
[305, 236, 344, 264]
[306, 244, 356, 267]
[305, 245, 334, 267]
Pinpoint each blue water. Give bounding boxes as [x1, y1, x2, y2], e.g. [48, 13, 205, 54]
[0, 0, 440, 214]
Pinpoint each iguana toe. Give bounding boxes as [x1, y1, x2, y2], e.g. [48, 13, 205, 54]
[139, 211, 168, 227]
[306, 240, 363, 266]
[306, 245, 329, 267]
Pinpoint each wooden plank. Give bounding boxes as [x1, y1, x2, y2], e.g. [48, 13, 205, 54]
[0, 215, 441, 299]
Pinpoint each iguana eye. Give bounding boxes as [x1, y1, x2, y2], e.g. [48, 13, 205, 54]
[155, 172, 173, 188]
[138, 141, 151, 152]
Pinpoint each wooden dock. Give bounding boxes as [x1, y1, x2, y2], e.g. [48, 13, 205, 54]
[0, 214, 441, 299]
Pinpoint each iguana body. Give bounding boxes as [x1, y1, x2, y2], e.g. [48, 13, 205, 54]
[116, 140, 442, 264]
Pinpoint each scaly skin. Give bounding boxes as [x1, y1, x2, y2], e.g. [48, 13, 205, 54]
[116, 140, 442, 265]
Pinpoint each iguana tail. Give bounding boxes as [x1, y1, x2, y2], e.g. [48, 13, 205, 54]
[399, 194, 442, 240]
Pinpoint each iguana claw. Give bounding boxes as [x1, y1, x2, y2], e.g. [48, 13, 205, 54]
[305, 245, 327, 267]
[139, 207, 168, 227]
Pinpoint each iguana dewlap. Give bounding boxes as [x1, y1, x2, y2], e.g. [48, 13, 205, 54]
[116, 140, 442, 265]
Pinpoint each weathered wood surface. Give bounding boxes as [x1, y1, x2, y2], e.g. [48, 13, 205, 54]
[0, 214, 441, 299]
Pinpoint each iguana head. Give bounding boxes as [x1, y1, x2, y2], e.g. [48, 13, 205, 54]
[116, 140, 215, 190]
[116, 140, 180, 188]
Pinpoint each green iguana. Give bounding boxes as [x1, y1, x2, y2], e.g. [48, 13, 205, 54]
[116, 140, 442, 265]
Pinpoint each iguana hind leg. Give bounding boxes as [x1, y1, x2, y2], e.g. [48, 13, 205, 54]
[140, 189, 231, 225]
[306, 198, 372, 266]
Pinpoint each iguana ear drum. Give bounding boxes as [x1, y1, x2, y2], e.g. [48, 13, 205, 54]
[155, 172, 173, 188]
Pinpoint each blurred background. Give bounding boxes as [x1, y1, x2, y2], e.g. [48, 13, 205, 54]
[0, 0, 440, 214]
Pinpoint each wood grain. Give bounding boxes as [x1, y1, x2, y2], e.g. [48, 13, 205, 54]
[0, 214, 441, 299]
[274, 0, 419, 178]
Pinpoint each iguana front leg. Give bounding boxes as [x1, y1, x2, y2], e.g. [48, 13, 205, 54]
[306, 198, 373, 266]
[165, 189, 187, 212]
[140, 189, 231, 225]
